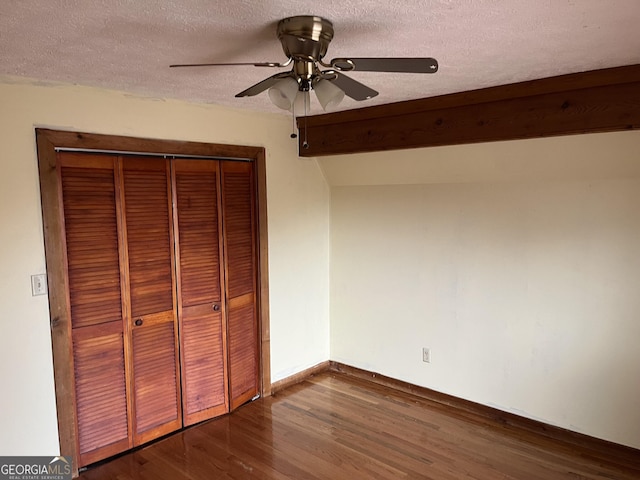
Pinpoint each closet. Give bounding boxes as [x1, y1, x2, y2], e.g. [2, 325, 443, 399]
[57, 150, 259, 467]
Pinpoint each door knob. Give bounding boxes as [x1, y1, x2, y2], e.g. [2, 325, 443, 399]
[212, 304, 220, 311]
[135, 318, 143, 326]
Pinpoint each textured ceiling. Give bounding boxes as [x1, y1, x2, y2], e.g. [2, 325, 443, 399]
[2, 0, 640, 115]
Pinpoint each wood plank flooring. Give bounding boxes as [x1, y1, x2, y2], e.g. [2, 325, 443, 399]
[79, 372, 640, 479]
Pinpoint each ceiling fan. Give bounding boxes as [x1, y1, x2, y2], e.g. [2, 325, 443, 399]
[170, 15, 438, 112]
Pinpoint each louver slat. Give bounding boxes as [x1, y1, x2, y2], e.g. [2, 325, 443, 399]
[73, 322, 129, 466]
[61, 163, 122, 328]
[181, 305, 227, 424]
[174, 160, 228, 425]
[174, 163, 222, 306]
[123, 159, 174, 318]
[222, 162, 259, 410]
[227, 297, 258, 408]
[223, 169, 255, 298]
[132, 318, 181, 443]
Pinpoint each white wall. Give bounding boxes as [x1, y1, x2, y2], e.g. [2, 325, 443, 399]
[325, 131, 640, 449]
[0, 77, 330, 455]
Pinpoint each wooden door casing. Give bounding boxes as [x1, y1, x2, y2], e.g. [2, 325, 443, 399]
[37, 130, 269, 475]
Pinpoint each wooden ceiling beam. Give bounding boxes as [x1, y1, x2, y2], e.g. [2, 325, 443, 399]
[297, 64, 640, 157]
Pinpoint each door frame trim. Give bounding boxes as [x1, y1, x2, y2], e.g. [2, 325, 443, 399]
[36, 129, 271, 476]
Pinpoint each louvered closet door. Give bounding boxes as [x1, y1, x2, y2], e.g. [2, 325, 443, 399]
[173, 160, 229, 425]
[59, 152, 131, 467]
[221, 161, 260, 410]
[121, 158, 182, 445]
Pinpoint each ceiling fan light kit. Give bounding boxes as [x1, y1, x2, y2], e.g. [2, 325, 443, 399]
[313, 78, 345, 111]
[268, 76, 299, 110]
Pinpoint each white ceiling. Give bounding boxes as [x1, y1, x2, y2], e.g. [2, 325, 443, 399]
[2, 0, 640, 115]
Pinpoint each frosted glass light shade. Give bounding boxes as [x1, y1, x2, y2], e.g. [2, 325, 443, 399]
[314, 79, 345, 111]
[268, 77, 299, 110]
[293, 90, 311, 115]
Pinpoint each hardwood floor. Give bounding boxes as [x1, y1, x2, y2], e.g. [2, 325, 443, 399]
[80, 372, 640, 479]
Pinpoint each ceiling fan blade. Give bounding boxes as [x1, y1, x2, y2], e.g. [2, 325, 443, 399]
[344, 57, 438, 74]
[235, 72, 293, 97]
[170, 61, 287, 68]
[331, 73, 379, 101]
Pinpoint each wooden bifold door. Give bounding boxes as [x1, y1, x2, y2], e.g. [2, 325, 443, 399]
[57, 151, 259, 467]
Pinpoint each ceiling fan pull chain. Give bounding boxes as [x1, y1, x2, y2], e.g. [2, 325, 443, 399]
[290, 105, 297, 139]
[303, 93, 309, 149]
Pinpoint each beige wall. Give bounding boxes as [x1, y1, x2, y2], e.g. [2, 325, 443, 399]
[3, 74, 639, 456]
[325, 131, 640, 449]
[0, 78, 330, 455]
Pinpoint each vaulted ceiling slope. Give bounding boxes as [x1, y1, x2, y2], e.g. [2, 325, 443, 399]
[2, 1, 640, 115]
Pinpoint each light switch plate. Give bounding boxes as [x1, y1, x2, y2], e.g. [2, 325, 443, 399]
[422, 347, 431, 363]
[31, 274, 48, 296]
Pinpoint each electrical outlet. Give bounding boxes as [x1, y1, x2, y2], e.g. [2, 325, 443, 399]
[422, 347, 431, 363]
[31, 274, 48, 296]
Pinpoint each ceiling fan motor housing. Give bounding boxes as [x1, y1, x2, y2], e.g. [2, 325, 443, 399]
[277, 16, 334, 61]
